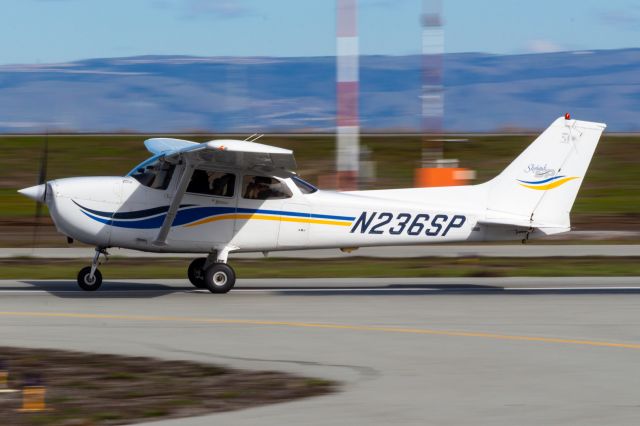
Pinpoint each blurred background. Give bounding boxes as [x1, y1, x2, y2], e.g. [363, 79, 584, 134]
[0, 0, 638, 246]
[1, 3, 638, 422]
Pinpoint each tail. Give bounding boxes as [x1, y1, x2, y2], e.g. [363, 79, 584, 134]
[483, 115, 606, 231]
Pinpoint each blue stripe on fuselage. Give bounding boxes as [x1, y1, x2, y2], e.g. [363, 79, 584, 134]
[72, 200, 196, 219]
[77, 202, 355, 229]
[236, 207, 354, 222]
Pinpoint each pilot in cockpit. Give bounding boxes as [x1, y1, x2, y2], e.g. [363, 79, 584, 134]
[244, 176, 287, 200]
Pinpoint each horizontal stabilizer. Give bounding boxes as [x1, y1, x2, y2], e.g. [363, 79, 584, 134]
[478, 217, 568, 229]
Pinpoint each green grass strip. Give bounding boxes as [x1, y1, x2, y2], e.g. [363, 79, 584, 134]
[0, 257, 638, 279]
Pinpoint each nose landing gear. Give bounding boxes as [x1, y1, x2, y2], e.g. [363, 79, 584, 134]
[77, 248, 107, 291]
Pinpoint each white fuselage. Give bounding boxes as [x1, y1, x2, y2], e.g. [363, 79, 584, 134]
[16, 118, 605, 292]
[22, 117, 608, 258]
[43, 164, 540, 255]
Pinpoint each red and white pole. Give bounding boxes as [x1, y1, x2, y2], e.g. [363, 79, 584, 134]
[336, 0, 359, 190]
[421, 0, 444, 166]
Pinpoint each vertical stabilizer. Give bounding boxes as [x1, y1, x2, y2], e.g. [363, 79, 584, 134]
[485, 116, 606, 228]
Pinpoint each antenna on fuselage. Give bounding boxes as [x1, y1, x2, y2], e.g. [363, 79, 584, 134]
[244, 133, 264, 143]
[244, 133, 258, 141]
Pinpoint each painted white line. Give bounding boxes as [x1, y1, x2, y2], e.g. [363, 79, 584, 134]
[234, 288, 440, 292]
[0, 288, 440, 294]
[0, 290, 196, 294]
[2, 287, 640, 295]
[509, 287, 640, 291]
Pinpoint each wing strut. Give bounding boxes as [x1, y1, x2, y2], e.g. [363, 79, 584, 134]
[153, 160, 195, 246]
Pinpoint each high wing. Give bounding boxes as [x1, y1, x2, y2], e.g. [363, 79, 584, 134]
[145, 137, 296, 171]
[148, 138, 296, 245]
[144, 138, 199, 155]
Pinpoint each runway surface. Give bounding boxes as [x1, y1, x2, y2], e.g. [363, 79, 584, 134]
[2, 244, 640, 258]
[2, 277, 640, 425]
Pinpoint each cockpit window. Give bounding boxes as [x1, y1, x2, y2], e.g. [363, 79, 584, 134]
[187, 170, 236, 197]
[242, 175, 292, 200]
[131, 159, 175, 190]
[292, 176, 318, 194]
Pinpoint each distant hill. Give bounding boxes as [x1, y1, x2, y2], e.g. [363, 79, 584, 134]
[0, 49, 638, 132]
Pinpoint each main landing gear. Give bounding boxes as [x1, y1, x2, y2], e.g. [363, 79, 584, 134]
[187, 254, 236, 294]
[77, 248, 107, 291]
[75, 247, 236, 294]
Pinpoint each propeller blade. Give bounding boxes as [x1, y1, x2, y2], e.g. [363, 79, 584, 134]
[38, 134, 48, 185]
[31, 135, 49, 248]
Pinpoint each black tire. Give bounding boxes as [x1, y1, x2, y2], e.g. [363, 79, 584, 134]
[203, 264, 236, 294]
[187, 258, 207, 288]
[77, 266, 102, 291]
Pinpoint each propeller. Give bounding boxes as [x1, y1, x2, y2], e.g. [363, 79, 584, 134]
[31, 134, 49, 248]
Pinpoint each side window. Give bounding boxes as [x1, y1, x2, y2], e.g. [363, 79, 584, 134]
[187, 170, 236, 197]
[132, 160, 175, 190]
[242, 175, 292, 200]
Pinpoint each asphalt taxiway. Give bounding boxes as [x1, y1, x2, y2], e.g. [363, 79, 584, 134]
[1, 277, 640, 425]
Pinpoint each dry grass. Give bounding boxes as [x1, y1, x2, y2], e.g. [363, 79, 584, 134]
[0, 347, 335, 425]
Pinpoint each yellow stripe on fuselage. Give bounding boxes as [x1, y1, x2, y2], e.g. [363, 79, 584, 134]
[279, 216, 352, 226]
[184, 213, 351, 228]
[519, 176, 578, 190]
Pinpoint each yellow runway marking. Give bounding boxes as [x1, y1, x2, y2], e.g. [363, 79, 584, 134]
[1, 311, 639, 350]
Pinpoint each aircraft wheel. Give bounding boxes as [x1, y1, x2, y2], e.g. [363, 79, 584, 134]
[203, 263, 236, 294]
[187, 258, 207, 288]
[77, 266, 102, 291]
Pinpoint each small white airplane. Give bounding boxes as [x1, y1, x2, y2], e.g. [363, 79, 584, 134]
[18, 115, 605, 293]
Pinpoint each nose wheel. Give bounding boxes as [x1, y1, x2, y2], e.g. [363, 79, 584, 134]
[76, 248, 106, 291]
[77, 266, 102, 291]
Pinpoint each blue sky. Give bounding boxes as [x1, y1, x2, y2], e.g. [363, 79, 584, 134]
[0, 0, 638, 64]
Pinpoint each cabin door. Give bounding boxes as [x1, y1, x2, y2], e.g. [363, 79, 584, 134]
[277, 202, 310, 247]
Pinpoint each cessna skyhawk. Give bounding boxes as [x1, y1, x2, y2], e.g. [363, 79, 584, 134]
[18, 115, 605, 293]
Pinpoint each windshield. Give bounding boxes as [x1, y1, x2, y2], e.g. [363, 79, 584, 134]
[292, 176, 318, 194]
[128, 156, 175, 190]
[127, 154, 163, 177]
